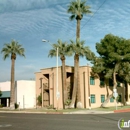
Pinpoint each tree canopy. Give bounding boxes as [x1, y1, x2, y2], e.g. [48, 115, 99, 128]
[48, 39, 72, 58]
[92, 34, 130, 84]
[1, 40, 25, 60]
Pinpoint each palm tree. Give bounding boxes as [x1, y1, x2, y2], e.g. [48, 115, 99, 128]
[69, 39, 93, 108]
[48, 39, 72, 109]
[67, 0, 91, 39]
[1, 40, 25, 109]
[67, 0, 92, 108]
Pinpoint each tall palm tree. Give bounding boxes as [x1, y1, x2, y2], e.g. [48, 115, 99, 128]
[1, 40, 25, 109]
[67, 0, 91, 108]
[48, 39, 72, 109]
[67, 0, 91, 39]
[69, 39, 93, 108]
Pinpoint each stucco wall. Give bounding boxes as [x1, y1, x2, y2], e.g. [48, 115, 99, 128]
[0, 80, 36, 109]
[0, 81, 10, 91]
[16, 80, 36, 109]
[35, 65, 128, 109]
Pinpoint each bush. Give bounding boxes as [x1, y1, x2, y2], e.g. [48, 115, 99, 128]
[65, 99, 71, 106]
[47, 104, 53, 109]
[0, 104, 3, 108]
[37, 93, 42, 106]
[14, 103, 19, 109]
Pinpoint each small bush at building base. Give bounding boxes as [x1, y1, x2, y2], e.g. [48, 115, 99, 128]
[47, 104, 53, 109]
[65, 99, 72, 106]
[37, 93, 42, 106]
[0, 104, 3, 108]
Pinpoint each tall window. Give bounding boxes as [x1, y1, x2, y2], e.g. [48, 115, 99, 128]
[90, 76, 95, 85]
[100, 77, 105, 86]
[91, 94, 95, 103]
[109, 79, 113, 87]
[118, 94, 122, 102]
[101, 95, 105, 103]
[110, 97, 114, 102]
[117, 82, 121, 87]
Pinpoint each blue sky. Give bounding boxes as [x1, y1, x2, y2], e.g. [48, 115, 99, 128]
[0, 0, 130, 82]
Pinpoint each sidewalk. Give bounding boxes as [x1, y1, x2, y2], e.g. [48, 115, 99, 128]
[0, 107, 130, 114]
[63, 110, 113, 114]
[0, 108, 113, 114]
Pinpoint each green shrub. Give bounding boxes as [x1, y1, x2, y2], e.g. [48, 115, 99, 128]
[0, 104, 3, 108]
[14, 103, 19, 109]
[65, 99, 72, 106]
[37, 93, 42, 106]
[47, 104, 53, 109]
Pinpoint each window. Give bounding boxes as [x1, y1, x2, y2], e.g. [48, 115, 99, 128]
[118, 94, 122, 102]
[117, 82, 120, 87]
[90, 76, 95, 85]
[101, 95, 105, 103]
[109, 79, 113, 86]
[110, 97, 114, 102]
[91, 94, 95, 103]
[100, 78, 105, 86]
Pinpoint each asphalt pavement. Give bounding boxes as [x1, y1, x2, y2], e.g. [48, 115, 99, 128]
[0, 112, 129, 130]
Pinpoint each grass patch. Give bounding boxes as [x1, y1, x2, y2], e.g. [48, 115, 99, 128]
[92, 105, 130, 111]
[24, 108, 88, 112]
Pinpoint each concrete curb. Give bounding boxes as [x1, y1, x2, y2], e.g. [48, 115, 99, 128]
[0, 110, 114, 114]
[114, 108, 130, 113]
[1, 108, 130, 114]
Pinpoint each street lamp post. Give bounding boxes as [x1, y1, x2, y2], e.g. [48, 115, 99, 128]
[42, 39, 59, 110]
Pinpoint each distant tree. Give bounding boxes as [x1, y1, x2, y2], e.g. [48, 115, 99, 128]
[92, 34, 130, 107]
[48, 39, 72, 109]
[1, 40, 25, 109]
[117, 62, 130, 102]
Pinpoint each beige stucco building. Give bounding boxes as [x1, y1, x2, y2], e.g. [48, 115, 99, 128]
[35, 65, 130, 109]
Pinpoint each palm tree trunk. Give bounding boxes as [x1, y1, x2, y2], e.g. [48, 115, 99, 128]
[10, 57, 15, 109]
[61, 56, 66, 109]
[76, 19, 80, 39]
[75, 18, 81, 108]
[76, 55, 82, 108]
[69, 54, 78, 108]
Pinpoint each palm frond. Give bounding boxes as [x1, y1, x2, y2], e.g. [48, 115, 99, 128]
[48, 39, 73, 59]
[67, 0, 91, 20]
[69, 39, 93, 58]
[1, 40, 25, 60]
[48, 49, 56, 57]
[69, 15, 76, 20]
